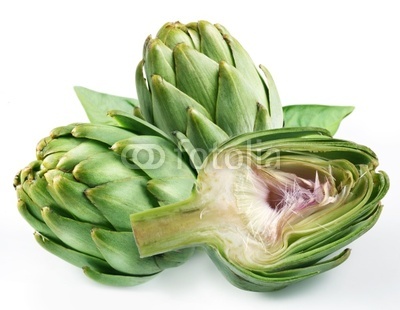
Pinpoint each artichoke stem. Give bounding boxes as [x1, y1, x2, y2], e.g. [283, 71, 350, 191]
[131, 195, 213, 258]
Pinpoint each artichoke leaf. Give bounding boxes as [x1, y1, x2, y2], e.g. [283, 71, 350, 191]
[41, 207, 105, 259]
[216, 24, 269, 111]
[74, 86, 138, 125]
[73, 152, 144, 187]
[215, 61, 258, 136]
[253, 103, 269, 132]
[151, 74, 212, 136]
[156, 23, 195, 49]
[85, 177, 156, 231]
[44, 170, 109, 226]
[186, 108, 229, 155]
[35, 232, 113, 273]
[283, 104, 354, 135]
[174, 43, 219, 116]
[17, 200, 59, 241]
[107, 110, 171, 141]
[56, 141, 108, 172]
[91, 229, 162, 275]
[198, 20, 234, 65]
[112, 135, 195, 180]
[259, 65, 284, 129]
[83, 266, 159, 287]
[71, 123, 135, 146]
[135, 60, 154, 123]
[144, 38, 175, 85]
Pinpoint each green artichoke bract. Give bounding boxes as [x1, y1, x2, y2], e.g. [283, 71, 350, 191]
[136, 20, 283, 154]
[131, 127, 389, 291]
[14, 108, 196, 286]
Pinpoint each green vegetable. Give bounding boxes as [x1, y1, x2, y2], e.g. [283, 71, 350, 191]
[136, 20, 283, 154]
[131, 127, 389, 291]
[14, 91, 196, 286]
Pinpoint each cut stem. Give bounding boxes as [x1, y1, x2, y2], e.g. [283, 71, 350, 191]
[131, 195, 213, 257]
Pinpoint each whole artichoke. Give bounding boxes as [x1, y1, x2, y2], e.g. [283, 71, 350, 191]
[14, 114, 196, 286]
[131, 127, 389, 291]
[136, 20, 283, 154]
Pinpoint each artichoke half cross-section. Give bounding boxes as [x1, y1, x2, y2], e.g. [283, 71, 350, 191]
[131, 127, 389, 291]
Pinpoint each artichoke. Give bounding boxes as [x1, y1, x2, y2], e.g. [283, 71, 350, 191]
[136, 20, 283, 154]
[14, 107, 196, 286]
[131, 127, 389, 291]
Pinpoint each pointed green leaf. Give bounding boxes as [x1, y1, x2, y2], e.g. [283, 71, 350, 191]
[259, 65, 284, 129]
[85, 177, 156, 231]
[35, 232, 112, 273]
[41, 152, 64, 170]
[74, 86, 138, 125]
[283, 104, 355, 135]
[44, 170, 109, 226]
[107, 110, 171, 141]
[216, 24, 268, 108]
[50, 123, 79, 138]
[37, 136, 82, 160]
[83, 266, 158, 287]
[41, 207, 105, 258]
[15, 160, 41, 185]
[22, 176, 60, 212]
[72, 123, 135, 146]
[112, 135, 195, 180]
[186, 108, 229, 154]
[186, 27, 200, 50]
[215, 61, 258, 136]
[150, 74, 211, 136]
[253, 103, 269, 131]
[174, 43, 219, 117]
[144, 38, 175, 86]
[17, 200, 59, 240]
[198, 20, 234, 65]
[73, 152, 143, 187]
[156, 22, 194, 49]
[91, 229, 161, 275]
[135, 60, 154, 123]
[56, 141, 108, 172]
[16, 185, 46, 223]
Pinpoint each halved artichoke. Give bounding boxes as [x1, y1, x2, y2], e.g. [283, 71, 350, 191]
[131, 127, 389, 291]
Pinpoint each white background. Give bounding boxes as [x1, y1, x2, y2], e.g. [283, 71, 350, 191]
[1, 0, 399, 309]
